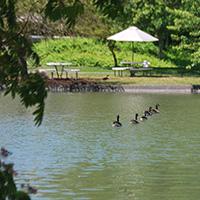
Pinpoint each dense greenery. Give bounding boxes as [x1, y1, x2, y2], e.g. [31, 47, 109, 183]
[9, 0, 200, 68]
[33, 37, 176, 70]
[167, 1, 200, 67]
[15, 0, 200, 68]
[121, 0, 200, 67]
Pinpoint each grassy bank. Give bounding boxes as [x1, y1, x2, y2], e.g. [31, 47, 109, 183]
[32, 37, 200, 85]
[79, 73, 200, 85]
[33, 37, 176, 71]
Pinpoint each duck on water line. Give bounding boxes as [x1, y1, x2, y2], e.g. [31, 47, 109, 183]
[152, 104, 160, 113]
[144, 107, 153, 116]
[130, 113, 139, 124]
[140, 111, 148, 121]
[112, 115, 122, 127]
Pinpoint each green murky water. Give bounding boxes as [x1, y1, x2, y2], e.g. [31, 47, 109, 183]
[0, 92, 200, 200]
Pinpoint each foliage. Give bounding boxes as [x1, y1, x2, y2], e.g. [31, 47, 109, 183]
[130, 0, 200, 68]
[14, 0, 131, 37]
[0, 0, 47, 126]
[12, 0, 200, 69]
[33, 37, 175, 69]
[45, 0, 84, 27]
[167, 1, 200, 68]
[92, 0, 128, 20]
[0, 148, 32, 200]
[131, 0, 176, 58]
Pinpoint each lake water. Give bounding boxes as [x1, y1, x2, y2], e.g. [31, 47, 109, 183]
[0, 92, 200, 200]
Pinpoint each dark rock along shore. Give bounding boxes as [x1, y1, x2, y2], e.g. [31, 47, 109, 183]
[0, 79, 196, 94]
[47, 78, 124, 92]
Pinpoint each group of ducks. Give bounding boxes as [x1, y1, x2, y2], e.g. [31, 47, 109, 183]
[112, 104, 160, 127]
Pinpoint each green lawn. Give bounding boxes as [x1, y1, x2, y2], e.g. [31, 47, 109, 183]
[79, 73, 200, 85]
[31, 37, 200, 86]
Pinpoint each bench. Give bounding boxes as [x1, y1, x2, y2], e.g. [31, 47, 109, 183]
[63, 69, 80, 79]
[112, 67, 130, 77]
[129, 67, 153, 76]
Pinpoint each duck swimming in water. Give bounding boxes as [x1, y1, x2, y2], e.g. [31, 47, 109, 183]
[130, 113, 139, 124]
[140, 112, 148, 121]
[145, 107, 153, 116]
[112, 115, 122, 127]
[152, 104, 160, 113]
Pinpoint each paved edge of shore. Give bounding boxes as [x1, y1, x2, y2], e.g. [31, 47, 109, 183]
[0, 83, 195, 94]
[122, 85, 192, 94]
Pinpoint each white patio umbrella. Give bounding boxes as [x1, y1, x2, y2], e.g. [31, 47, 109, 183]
[107, 26, 158, 62]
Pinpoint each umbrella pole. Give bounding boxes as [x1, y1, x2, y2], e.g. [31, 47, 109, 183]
[131, 42, 134, 63]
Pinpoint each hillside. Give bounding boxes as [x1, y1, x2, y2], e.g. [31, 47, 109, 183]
[33, 37, 176, 71]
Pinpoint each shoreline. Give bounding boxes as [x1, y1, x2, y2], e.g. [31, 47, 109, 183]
[122, 85, 192, 94]
[47, 79, 194, 93]
[0, 80, 196, 94]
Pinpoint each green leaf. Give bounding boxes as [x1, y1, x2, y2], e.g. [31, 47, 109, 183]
[45, 0, 84, 27]
[15, 191, 31, 200]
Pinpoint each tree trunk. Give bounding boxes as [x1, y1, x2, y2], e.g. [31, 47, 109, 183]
[158, 39, 165, 59]
[111, 49, 118, 67]
[108, 41, 118, 67]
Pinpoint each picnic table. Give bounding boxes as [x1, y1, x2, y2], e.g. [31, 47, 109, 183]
[121, 60, 153, 76]
[120, 60, 150, 68]
[47, 62, 73, 78]
[112, 61, 153, 77]
[46, 62, 80, 79]
[63, 68, 80, 79]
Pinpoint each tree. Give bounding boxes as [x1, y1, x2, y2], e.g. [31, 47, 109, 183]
[130, 0, 200, 67]
[107, 41, 118, 67]
[131, 0, 182, 58]
[0, 0, 47, 126]
[168, 0, 200, 68]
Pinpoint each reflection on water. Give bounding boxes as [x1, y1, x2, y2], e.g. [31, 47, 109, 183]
[1, 92, 200, 200]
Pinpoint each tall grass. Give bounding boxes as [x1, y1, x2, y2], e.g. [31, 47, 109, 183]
[33, 37, 176, 71]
